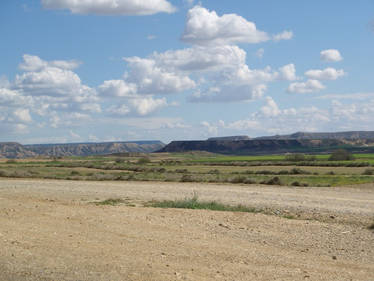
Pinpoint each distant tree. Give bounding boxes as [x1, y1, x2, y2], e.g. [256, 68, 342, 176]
[285, 153, 316, 162]
[285, 153, 305, 161]
[328, 149, 355, 161]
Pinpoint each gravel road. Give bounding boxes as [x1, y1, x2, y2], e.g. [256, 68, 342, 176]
[1, 179, 373, 280]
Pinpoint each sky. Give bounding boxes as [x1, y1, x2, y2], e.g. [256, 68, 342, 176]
[0, 0, 373, 144]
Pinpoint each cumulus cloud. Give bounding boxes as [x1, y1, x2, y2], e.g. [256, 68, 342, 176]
[19, 54, 81, 71]
[129, 97, 167, 116]
[106, 97, 167, 117]
[273, 30, 293, 41]
[14, 55, 95, 100]
[288, 79, 325, 93]
[13, 108, 32, 123]
[106, 104, 131, 116]
[41, 0, 176, 16]
[279, 64, 297, 81]
[124, 57, 196, 95]
[98, 80, 137, 97]
[153, 45, 246, 72]
[320, 49, 343, 62]
[181, 6, 270, 46]
[305, 67, 345, 80]
[260, 96, 281, 117]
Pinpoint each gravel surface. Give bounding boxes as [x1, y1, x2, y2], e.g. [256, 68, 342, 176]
[0, 178, 373, 280]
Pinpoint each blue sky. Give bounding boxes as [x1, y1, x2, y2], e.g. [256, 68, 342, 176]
[0, 0, 373, 144]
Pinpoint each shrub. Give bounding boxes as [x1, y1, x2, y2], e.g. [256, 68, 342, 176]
[175, 169, 188, 173]
[262, 176, 282, 185]
[284, 153, 306, 162]
[362, 168, 374, 175]
[291, 181, 301, 186]
[243, 178, 256, 184]
[137, 157, 151, 164]
[70, 170, 80, 176]
[328, 149, 355, 161]
[115, 158, 125, 164]
[6, 159, 17, 164]
[255, 170, 274, 175]
[230, 176, 247, 183]
[208, 169, 220, 174]
[180, 174, 194, 182]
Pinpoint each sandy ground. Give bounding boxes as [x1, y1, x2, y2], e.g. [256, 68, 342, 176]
[0, 178, 373, 280]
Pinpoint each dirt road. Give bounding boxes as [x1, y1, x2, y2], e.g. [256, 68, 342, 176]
[1, 179, 373, 280]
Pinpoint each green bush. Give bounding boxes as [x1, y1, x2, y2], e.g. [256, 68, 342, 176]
[137, 157, 151, 164]
[262, 176, 282, 185]
[328, 149, 355, 161]
[284, 153, 306, 161]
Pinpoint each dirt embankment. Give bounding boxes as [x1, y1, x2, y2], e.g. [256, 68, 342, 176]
[1, 179, 373, 281]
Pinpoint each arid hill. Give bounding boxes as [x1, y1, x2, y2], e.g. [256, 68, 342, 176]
[159, 131, 374, 155]
[256, 131, 374, 140]
[0, 141, 164, 159]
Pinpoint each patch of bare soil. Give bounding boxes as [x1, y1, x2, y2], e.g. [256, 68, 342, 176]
[0, 179, 373, 280]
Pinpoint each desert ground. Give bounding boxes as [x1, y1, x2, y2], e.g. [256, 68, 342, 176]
[1, 178, 373, 280]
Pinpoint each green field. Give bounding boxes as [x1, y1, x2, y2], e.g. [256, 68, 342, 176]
[1, 152, 374, 187]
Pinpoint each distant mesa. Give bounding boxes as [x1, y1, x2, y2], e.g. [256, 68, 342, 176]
[0, 141, 165, 159]
[158, 131, 374, 155]
[255, 131, 374, 140]
[207, 135, 250, 141]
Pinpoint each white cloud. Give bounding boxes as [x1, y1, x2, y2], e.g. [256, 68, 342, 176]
[124, 57, 196, 95]
[305, 67, 345, 80]
[181, 6, 270, 46]
[317, 92, 374, 100]
[201, 121, 218, 136]
[153, 45, 246, 72]
[13, 108, 32, 123]
[288, 79, 325, 94]
[107, 104, 131, 116]
[224, 119, 260, 131]
[279, 64, 297, 81]
[0, 88, 32, 107]
[107, 96, 167, 117]
[320, 49, 343, 62]
[14, 55, 95, 99]
[260, 96, 281, 117]
[273, 30, 293, 41]
[19, 54, 81, 71]
[41, 0, 176, 16]
[129, 97, 167, 116]
[98, 80, 137, 97]
[190, 83, 267, 103]
[69, 130, 81, 139]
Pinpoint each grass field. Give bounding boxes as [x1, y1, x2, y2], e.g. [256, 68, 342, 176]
[1, 152, 374, 187]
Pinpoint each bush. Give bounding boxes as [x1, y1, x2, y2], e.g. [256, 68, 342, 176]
[284, 153, 305, 161]
[137, 157, 151, 164]
[180, 174, 194, 182]
[362, 168, 374, 175]
[262, 176, 282, 185]
[328, 149, 355, 161]
[70, 170, 80, 176]
[230, 176, 247, 183]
